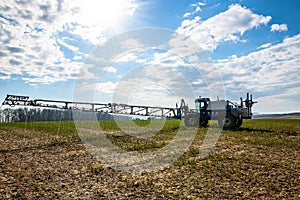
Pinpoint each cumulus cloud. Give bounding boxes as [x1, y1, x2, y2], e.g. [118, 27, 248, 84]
[271, 23, 288, 32]
[215, 34, 300, 112]
[257, 42, 272, 49]
[89, 43, 224, 107]
[183, 2, 205, 18]
[183, 12, 191, 18]
[177, 4, 271, 51]
[105, 66, 117, 73]
[72, 3, 298, 113]
[96, 81, 117, 94]
[191, 2, 205, 12]
[0, 0, 137, 84]
[0, 75, 11, 80]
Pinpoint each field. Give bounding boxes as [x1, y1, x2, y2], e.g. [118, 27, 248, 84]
[0, 119, 299, 199]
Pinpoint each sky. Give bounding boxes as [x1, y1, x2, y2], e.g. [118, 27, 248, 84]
[0, 0, 299, 114]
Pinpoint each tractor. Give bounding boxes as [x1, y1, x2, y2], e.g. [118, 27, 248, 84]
[181, 93, 257, 129]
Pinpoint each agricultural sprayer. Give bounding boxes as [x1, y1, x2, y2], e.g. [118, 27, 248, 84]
[1, 93, 256, 129]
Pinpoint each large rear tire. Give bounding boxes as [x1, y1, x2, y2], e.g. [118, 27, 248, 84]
[184, 113, 198, 127]
[218, 114, 236, 129]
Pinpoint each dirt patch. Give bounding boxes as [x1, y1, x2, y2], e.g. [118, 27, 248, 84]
[0, 128, 299, 199]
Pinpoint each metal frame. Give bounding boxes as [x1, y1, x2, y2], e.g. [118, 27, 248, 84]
[2, 94, 178, 119]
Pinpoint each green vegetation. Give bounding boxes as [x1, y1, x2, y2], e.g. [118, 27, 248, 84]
[242, 119, 300, 134]
[0, 120, 77, 136]
[0, 119, 299, 150]
[224, 119, 300, 150]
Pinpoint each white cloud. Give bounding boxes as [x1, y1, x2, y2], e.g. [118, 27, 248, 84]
[105, 66, 117, 73]
[75, 36, 226, 110]
[255, 91, 300, 114]
[183, 12, 191, 18]
[183, 2, 205, 18]
[73, 55, 83, 61]
[191, 2, 205, 13]
[215, 34, 300, 113]
[0, 75, 11, 80]
[57, 37, 79, 52]
[114, 52, 139, 63]
[257, 42, 272, 49]
[110, 76, 197, 108]
[96, 81, 117, 94]
[191, 2, 206, 7]
[195, 6, 201, 12]
[177, 4, 271, 51]
[0, 0, 137, 84]
[120, 39, 144, 51]
[271, 23, 288, 32]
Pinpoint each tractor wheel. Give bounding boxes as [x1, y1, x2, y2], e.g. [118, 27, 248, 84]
[199, 119, 208, 127]
[235, 118, 243, 128]
[184, 114, 198, 127]
[218, 114, 235, 129]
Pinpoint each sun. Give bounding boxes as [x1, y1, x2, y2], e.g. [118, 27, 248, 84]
[78, 0, 136, 28]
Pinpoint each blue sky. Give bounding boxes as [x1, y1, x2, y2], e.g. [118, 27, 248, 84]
[0, 0, 299, 114]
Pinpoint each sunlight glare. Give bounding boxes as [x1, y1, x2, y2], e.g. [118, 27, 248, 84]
[78, 0, 136, 28]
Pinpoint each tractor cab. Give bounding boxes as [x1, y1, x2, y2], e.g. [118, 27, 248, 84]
[193, 97, 211, 127]
[195, 97, 210, 114]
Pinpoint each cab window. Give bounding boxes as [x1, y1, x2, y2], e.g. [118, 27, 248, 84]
[195, 101, 205, 112]
[195, 102, 201, 112]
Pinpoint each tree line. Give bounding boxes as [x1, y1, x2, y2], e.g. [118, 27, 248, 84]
[0, 107, 131, 123]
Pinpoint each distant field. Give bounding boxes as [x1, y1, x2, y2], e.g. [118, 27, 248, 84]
[0, 119, 299, 199]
